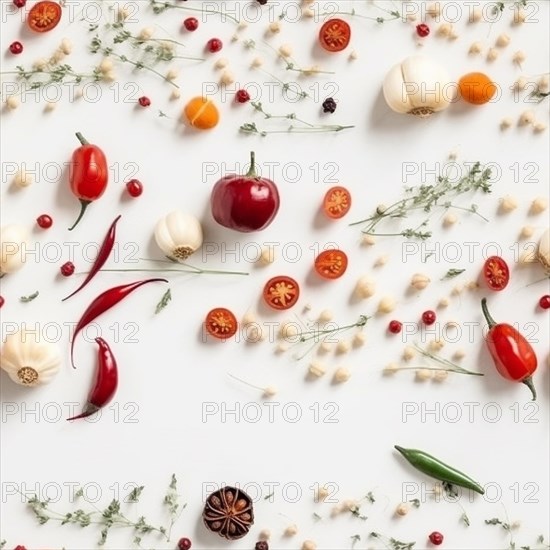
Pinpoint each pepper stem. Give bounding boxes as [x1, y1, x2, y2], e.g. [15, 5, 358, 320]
[75, 132, 89, 146]
[68, 200, 91, 231]
[480, 298, 497, 328]
[246, 151, 257, 178]
[522, 376, 537, 401]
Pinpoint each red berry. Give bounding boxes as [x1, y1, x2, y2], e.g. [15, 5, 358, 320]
[177, 538, 192, 550]
[388, 320, 402, 334]
[0, 296, 4, 308]
[138, 96, 151, 107]
[183, 17, 198, 31]
[428, 531, 444, 545]
[126, 179, 143, 197]
[539, 295, 550, 309]
[422, 310, 436, 325]
[416, 23, 430, 37]
[206, 38, 223, 53]
[255, 542, 269, 550]
[13, 0, 26, 7]
[9, 41, 24, 55]
[235, 89, 251, 103]
[36, 214, 53, 229]
[14, 546, 27, 550]
[60, 261, 75, 277]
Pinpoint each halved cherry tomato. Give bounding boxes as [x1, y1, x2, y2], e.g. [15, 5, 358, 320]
[323, 186, 352, 219]
[483, 256, 510, 291]
[319, 18, 351, 52]
[28, 1, 62, 33]
[263, 276, 300, 310]
[314, 249, 348, 279]
[205, 307, 238, 339]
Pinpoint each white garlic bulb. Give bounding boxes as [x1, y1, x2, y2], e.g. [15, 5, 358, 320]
[0, 224, 29, 276]
[383, 56, 453, 117]
[1, 329, 61, 386]
[154, 211, 203, 262]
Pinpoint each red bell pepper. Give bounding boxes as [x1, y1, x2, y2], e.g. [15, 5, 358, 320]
[68, 132, 108, 231]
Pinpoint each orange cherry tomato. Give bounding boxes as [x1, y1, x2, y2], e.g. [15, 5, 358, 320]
[319, 18, 351, 52]
[458, 72, 497, 105]
[28, 1, 62, 33]
[262, 276, 300, 310]
[483, 256, 510, 291]
[314, 249, 348, 279]
[323, 186, 352, 219]
[204, 308, 238, 339]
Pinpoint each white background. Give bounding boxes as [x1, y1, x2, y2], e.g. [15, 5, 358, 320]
[1, 1, 549, 549]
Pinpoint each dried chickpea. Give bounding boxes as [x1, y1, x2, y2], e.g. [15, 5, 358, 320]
[318, 309, 333, 323]
[317, 487, 329, 500]
[308, 362, 326, 378]
[353, 332, 366, 347]
[438, 297, 450, 308]
[333, 367, 351, 383]
[383, 362, 399, 375]
[13, 169, 32, 187]
[284, 524, 298, 536]
[496, 33, 511, 47]
[530, 198, 548, 215]
[403, 347, 416, 361]
[411, 273, 430, 290]
[259, 529, 271, 541]
[499, 196, 518, 213]
[416, 369, 433, 381]
[336, 340, 350, 354]
[395, 503, 409, 516]
[377, 296, 396, 314]
[500, 117, 514, 130]
[302, 540, 317, 550]
[519, 110, 535, 126]
[534, 122, 547, 133]
[487, 48, 499, 62]
[520, 225, 535, 239]
[469, 41, 483, 54]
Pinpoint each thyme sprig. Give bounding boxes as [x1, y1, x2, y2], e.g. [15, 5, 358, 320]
[155, 288, 172, 314]
[240, 102, 354, 136]
[350, 162, 492, 240]
[20, 291, 39, 303]
[287, 315, 369, 360]
[391, 345, 484, 376]
[26, 475, 184, 546]
[320, 1, 402, 23]
[149, 0, 239, 23]
[370, 532, 415, 550]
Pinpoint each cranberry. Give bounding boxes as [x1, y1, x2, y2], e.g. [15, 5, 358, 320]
[177, 538, 192, 550]
[13, 0, 26, 7]
[9, 41, 24, 55]
[416, 23, 430, 37]
[539, 295, 550, 309]
[183, 17, 198, 31]
[422, 310, 436, 325]
[60, 261, 75, 277]
[256, 0, 268, 4]
[388, 320, 402, 334]
[235, 89, 251, 103]
[322, 97, 337, 113]
[428, 531, 444, 545]
[255, 542, 269, 550]
[0, 296, 4, 308]
[206, 38, 223, 53]
[14, 546, 27, 550]
[126, 179, 143, 197]
[138, 96, 151, 107]
[36, 214, 53, 229]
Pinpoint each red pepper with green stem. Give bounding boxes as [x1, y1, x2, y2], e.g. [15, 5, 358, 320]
[67, 338, 118, 421]
[481, 298, 538, 400]
[68, 132, 108, 231]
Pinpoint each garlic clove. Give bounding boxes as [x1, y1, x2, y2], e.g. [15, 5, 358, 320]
[0, 224, 29, 275]
[537, 229, 550, 272]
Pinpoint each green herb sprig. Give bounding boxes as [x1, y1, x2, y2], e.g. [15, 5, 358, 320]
[20, 291, 39, 303]
[350, 162, 492, 240]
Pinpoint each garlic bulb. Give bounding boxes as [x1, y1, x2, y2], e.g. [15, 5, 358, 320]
[154, 211, 203, 262]
[537, 228, 549, 273]
[383, 56, 453, 117]
[0, 224, 29, 276]
[1, 329, 61, 386]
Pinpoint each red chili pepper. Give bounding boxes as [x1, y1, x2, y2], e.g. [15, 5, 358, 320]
[481, 298, 538, 400]
[68, 132, 108, 231]
[63, 215, 121, 301]
[67, 337, 118, 421]
[71, 278, 167, 368]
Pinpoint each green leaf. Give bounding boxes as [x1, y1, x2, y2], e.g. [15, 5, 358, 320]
[155, 288, 172, 314]
[20, 290, 39, 303]
[409, 498, 421, 508]
[127, 485, 144, 503]
[351, 534, 361, 548]
[442, 269, 465, 280]
[461, 512, 470, 526]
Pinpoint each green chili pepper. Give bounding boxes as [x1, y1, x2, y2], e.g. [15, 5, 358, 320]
[394, 445, 485, 495]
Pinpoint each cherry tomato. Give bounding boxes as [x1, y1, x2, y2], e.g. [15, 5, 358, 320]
[262, 276, 300, 310]
[27, 1, 62, 33]
[483, 256, 509, 291]
[323, 186, 352, 219]
[314, 249, 348, 279]
[319, 18, 351, 52]
[204, 308, 238, 339]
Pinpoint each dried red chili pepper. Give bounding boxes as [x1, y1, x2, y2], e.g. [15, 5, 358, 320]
[481, 298, 538, 400]
[71, 278, 168, 368]
[67, 337, 118, 421]
[68, 132, 109, 231]
[63, 215, 121, 301]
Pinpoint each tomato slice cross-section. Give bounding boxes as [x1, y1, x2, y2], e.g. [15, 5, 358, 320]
[263, 276, 300, 310]
[483, 256, 509, 291]
[323, 186, 352, 219]
[319, 18, 351, 52]
[314, 249, 348, 279]
[28, 1, 62, 33]
[205, 307, 238, 339]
